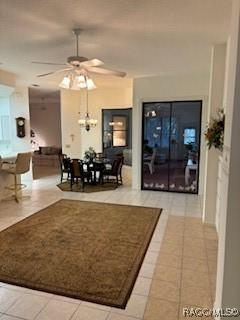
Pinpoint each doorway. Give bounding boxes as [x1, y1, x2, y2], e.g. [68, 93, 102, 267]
[102, 108, 132, 164]
[29, 89, 62, 180]
[142, 101, 202, 193]
[102, 108, 132, 187]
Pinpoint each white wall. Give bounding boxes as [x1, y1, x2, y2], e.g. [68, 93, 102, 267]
[132, 73, 210, 193]
[203, 44, 226, 226]
[9, 86, 32, 181]
[0, 85, 31, 157]
[60, 89, 82, 158]
[215, 0, 240, 312]
[60, 85, 132, 159]
[9, 87, 31, 154]
[0, 70, 16, 88]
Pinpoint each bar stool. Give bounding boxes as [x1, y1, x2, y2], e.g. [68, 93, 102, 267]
[2, 152, 32, 202]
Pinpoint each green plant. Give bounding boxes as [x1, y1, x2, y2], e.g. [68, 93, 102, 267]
[205, 109, 225, 151]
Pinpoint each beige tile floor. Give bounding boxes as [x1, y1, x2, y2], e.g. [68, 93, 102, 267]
[0, 168, 217, 320]
[144, 217, 217, 320]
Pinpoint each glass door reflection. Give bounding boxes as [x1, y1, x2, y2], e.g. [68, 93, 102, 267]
[169, 101, 201, 192]
[142, 101, 202, 194]
[142, 103, 171, 191]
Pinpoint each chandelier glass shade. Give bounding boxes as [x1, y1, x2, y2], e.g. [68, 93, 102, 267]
[59, 74, 96, 90]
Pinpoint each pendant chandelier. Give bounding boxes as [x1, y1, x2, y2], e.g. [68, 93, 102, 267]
[78, 87, 97, 131]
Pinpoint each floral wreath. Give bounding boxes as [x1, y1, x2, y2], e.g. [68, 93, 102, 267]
[205, 109, 225, 151]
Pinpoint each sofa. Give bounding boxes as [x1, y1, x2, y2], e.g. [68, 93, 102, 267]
[32, 146, 62, 167]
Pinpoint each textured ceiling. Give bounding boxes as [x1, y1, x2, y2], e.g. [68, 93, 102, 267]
[0, 0, 232, 89]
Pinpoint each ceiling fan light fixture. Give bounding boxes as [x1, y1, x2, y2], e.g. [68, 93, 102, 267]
[86, 77, 97, 90]
[59, 75, 71, 89]
[77, 75, 86, 83]
[71, 76, 85, 90]
[78, 81, 87, 89]
[59, 73, 96, 91]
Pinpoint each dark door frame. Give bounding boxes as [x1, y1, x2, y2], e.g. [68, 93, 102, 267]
[101, 107, 132, 152]
[141, 100, 202, 194]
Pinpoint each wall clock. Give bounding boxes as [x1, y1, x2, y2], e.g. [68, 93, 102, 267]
[16, 117, 26, 138]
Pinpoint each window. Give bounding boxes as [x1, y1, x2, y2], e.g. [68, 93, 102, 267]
[102, 108, 132, 163]
[112, 116, 127, 147]
[102, 110, 131, 149]
[184, 128, 196, 145]
[0, 104, 12, 156]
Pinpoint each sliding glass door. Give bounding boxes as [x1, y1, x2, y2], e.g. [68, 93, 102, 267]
[142, 101, 202, 194]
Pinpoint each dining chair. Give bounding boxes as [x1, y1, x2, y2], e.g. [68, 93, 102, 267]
[59, 154, 71, 183]
[102, 157, 123, 185]
[70, 159, 92, 190]
[117, 159, 124, 185]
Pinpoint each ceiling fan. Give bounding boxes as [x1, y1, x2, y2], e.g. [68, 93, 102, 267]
[33, 28, 126, 81]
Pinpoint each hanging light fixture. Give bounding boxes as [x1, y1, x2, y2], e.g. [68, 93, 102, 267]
[86, 77, 96, 90]
[59, 73, 97, 91]
[78, 87, 97, 131]
[59, 75, 71, 89]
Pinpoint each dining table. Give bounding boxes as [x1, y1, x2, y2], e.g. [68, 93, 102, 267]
[82, 158, 111, 185]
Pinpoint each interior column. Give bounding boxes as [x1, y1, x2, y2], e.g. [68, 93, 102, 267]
[202, 44, 226, 226]
[215, 0, 240, 313]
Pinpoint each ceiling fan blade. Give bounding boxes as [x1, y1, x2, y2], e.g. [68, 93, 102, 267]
[86, 66, 126, 77]
[32, 61, 66, 66]
[37, 72, 56, 77]
[37, 67, 72, 77]
[81, 59, 104, 68]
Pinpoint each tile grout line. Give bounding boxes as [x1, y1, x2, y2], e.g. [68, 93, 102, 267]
[138, 216, 168, 319]
[68, 302, 83, 320]
[203, 226, 217, 305]
[142, 214, 169, 320]
[178, 213, 186, 319]
[1, 312, 28, 320]
[1, 288, 24, 317]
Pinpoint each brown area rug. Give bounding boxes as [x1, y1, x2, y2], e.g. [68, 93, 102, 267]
[0, 199, 161, 308]
[57, 181, 118, 193]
